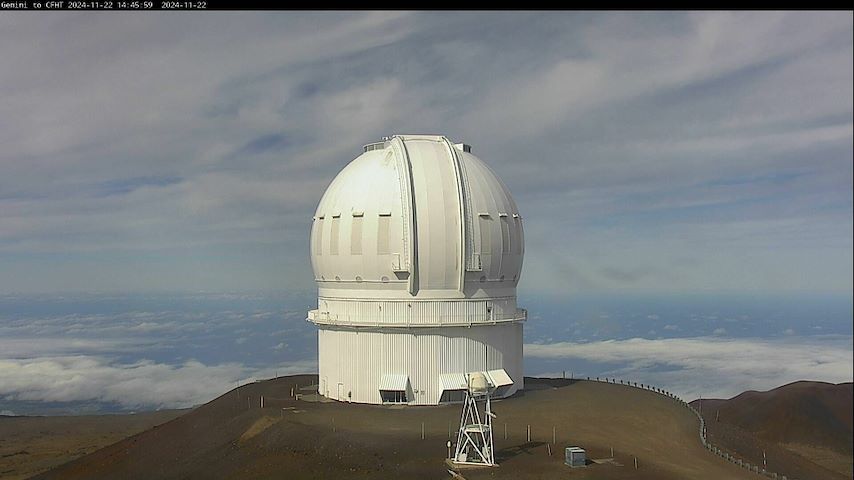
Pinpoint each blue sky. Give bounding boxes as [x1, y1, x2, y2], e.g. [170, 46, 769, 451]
[0, 12, 851, 414]
[0, 12, 850, 296]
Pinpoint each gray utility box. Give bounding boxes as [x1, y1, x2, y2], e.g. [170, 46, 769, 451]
[565, 447, 586, 467]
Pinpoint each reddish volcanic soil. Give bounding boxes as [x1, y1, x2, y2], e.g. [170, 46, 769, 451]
[692, 381, 853, 480]
[30, 376, 760, 480]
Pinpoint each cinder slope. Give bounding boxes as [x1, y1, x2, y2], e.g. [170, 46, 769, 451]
[0, 410, 185, 480]
[692, 381, 853, 480]
[36, 376, 755, 480]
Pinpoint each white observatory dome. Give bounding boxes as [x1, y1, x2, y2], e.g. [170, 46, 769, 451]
[307, 135, 526, 405]
[310, 135, 523, 300]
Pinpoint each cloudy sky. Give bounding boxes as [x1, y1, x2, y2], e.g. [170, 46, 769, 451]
[0, 12, 851, 413]
[0, 11, 851, 296]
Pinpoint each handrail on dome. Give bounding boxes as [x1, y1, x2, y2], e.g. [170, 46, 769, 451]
[307, 308, 527, 328]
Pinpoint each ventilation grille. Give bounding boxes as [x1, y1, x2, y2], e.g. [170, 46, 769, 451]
[363, 142, 388, 153]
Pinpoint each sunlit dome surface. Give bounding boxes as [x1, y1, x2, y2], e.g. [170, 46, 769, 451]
[307, 135, 526, 405]
[310, 134, 524, 302]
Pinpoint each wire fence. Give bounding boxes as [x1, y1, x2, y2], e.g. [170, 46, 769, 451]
[245, 375, 796, 479]
[583, 376, 795, 480]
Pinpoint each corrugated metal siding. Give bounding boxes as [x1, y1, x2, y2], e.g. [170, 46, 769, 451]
[378, 374, 409, 390]
[317, 323, 523, 405]
[439, 373, 468, 390]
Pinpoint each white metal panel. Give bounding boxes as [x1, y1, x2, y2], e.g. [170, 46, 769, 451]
[439, 373, 468, 391]
[486, 369, 513, 388]
[378, 374, 409, 391]
[407, 138, 462, 293]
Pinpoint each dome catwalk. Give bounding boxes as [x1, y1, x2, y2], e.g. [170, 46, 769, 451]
[307, 135, 526, 405]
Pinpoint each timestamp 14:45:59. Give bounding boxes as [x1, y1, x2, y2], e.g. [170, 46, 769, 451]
[116, 1, 154, 7]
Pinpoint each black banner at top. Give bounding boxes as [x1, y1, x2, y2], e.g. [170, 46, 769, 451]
[0, 0, 419, 9]
[0, 0, 476, 9]
[0, 3, 844, 11]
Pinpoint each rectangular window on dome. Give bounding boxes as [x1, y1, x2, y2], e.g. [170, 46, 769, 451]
[377, 214, 391, 255]
[351, 216, 363, 255]
[501, 217, 511, 254]
[479, 216, 491, 254]
[330, 217, 340, 255]
[314, 218, 324, 256]
[514, 216, 522, 254]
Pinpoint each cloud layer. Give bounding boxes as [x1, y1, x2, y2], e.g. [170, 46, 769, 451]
[0, 293, 850, 412]
[0, 356, 315, 410]
[525, 335, 853, 400]
[0, 292, 318, 412]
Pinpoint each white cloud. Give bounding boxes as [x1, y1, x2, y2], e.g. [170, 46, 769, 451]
[525, 335, 853, 400]
[0, 355, 316, 409]
[0, 337, 145, 358]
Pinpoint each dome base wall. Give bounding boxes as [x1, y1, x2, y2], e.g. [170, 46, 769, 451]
[316, 323, 523, 405]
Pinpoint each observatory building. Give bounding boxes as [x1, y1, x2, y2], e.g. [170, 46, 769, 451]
[307, 135, 526, 405]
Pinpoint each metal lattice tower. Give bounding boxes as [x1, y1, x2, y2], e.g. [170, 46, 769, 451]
[453, 373, 496, 466]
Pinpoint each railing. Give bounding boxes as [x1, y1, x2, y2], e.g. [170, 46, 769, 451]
[307, 308, 527, 328]
[583, 376, 795, 480]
